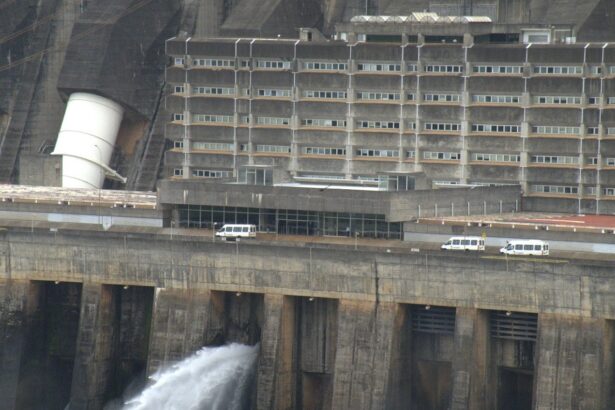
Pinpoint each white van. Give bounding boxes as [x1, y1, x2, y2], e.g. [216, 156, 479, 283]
[500, 240, 549, 256]
[441, 236, 485, 251]
[215, 224, 257, 239]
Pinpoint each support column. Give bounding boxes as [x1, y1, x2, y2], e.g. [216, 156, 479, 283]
[331, 300, 398, 410]
[534, 314, 607, 410]
[450, 308, 489, 410]
[0, 280, 29, 406]
[256, 294, 295, 410]
[147, 288, 219, 375]
[70, 284, 117, 409]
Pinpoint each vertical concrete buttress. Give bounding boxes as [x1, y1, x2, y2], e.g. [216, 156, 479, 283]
[70, 283, 117, 408]
[331, 299, 398, 409]
[450, 308, 489, 410]
[147, 288, 219, 375]
[0, 280, 29, 406]
[256, 294, 295, 410]
[534, 314, 607, 410]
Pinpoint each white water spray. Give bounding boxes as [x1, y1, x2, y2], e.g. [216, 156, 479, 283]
[123, 343, 259, 410]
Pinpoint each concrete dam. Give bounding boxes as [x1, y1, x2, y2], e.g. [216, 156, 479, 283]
[0, 225, 612, 409]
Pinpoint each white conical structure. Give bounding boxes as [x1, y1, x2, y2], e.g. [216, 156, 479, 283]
[52, 92, 124, 189]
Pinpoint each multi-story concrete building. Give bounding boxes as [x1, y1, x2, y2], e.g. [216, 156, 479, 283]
[164, 14, 615, 215]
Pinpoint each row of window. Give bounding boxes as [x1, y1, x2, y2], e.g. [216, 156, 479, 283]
[174, 86, 615, 107]
[174, 114, 615, 137]
[177, 141, 615, 166]
[176, 58, 615, 78]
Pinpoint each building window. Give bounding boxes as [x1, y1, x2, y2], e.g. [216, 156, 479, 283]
[172, 113, 184, 122]
[406, 93, 415, 101]
[406, 150, 416, 159]
[239, 116, 250, 124]
[173, 140, 184, 149]
[357, 120, 400, 129]
[304, 147, 346, 156]
[609, 66, 615, 74]
[192, 58, 235, 68]
[472, 124, 521, 133]
[256, 116, 290, 126]
[255, 145, 291, 154]
[192, 169, 232, 178]
[174, 85, 185, 94]
[531, 184, 578, 194]
[589, 66, 602, 75]
[257, 88, 292, 98]
[173, 57, 185, 66]
[532, 125, 580, 135]
[608, 128, 615, 135]
[173, 168, 183, 176]
[606, 157, 615, 166]
[471, 153, 520, 162]
[472, 94, 520, 104]
[255, 60, 291, 69]
[239, 167, 273, 185]
[587, 157, 598, 165]
[532, 65, 582, 75]
[530, 155, 578, 165]
[193, 142, 234, 151]
[535, 96, 581, 105]
[357, 62, 401, 72]
[301, 118, 346, 128]
[425, 122, 461, 131]
[603, 187, 615, 196]
[423, 151, 461, 160]
[406, 63, 418, 72]
[357, 91, 400, 101]
[355, 148, 399, 158]
[607, 97, 615, 105]
[472, 65, 522, 74]
[424, 93, 460, 102]
[193, 114, 233, 124]
[303, 61, 347, 71]
[425, 65, 463, 73]
[588, 96, 601, 105]
[303, 90, 347, 99]
[192, 86, 235, 96]
[587, 127, 599, 135]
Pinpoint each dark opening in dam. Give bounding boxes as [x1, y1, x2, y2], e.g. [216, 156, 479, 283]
[16, 281, 81, 410]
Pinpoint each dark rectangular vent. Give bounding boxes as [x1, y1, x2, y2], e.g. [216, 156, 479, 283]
[411, 306, 456, 335]
[490, 311, 538, 342]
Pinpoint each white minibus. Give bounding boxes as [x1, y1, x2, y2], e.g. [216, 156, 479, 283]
[441, 236, 485, 251]
[215, 224, 257, 239]
[500, 240, 549, 256]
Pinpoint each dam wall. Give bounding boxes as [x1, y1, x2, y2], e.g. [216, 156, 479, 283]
[0, 228, 612, 409]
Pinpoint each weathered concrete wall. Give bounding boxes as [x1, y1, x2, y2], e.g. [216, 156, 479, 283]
[0, 280, 29, 404]
[0, 228, 613, 408]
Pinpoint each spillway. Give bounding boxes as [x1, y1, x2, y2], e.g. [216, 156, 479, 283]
[123, 343, 259, 410]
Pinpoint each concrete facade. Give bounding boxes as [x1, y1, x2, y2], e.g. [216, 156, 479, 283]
[0, 227, 612, 408]
[164, 33, 615, 214]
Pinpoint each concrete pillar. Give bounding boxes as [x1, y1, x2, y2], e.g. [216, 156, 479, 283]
[0, 280, 29, 406]
[70, 284, 118, 409]
[147, 288, 219, 375]
[256, 294, 295, 410]
[534, 314, 607, 410]
[331, 300, 398, 409]
[450, 308, 489, 410]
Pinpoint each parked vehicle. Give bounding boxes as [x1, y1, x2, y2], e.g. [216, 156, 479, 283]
[215, 224, 257, 239]
[441, 236, 485, 251]
[500, 240, 549, 256]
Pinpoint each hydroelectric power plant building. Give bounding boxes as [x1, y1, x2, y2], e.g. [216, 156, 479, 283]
[2, 0, 615, 409]
[164, 15, 615, 216]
